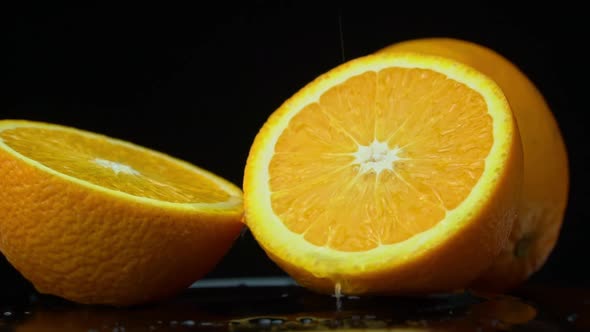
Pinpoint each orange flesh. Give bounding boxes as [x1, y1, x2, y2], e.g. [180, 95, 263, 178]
[0, 127, 230, 203]
[269, 68, 493, 251]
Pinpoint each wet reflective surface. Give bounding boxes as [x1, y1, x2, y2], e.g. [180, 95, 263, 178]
[0, 280, 587, 331]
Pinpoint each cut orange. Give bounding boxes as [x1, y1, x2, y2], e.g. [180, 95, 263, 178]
[379, 38, 569, 291]
[243, 52, 523, 295]
[0, 120, 244, 306]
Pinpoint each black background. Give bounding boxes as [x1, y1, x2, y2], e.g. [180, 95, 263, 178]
[1, 1, 587, 289]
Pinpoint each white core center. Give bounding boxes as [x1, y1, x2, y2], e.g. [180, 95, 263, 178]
[353, 140, 401, 175]
[93, 158, 140, 176]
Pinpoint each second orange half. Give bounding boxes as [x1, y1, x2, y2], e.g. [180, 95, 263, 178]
[243, 52, 523, 295]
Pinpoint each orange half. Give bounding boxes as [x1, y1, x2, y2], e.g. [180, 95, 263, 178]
[0, 120, 243, 306]
[244, 52, 523, 294]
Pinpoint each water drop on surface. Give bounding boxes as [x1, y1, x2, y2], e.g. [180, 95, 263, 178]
[299, 317, 314, 325]
[169, 320, 178, 326]
[567, 313, 578, 323]
[258, 318, 272, 326]
[3, 312, 12, 317]
[181, 320, 196, 327]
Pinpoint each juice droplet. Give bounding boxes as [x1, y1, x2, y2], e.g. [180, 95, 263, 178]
[334, 281, 343, 311]
[181, 320, 196, 327]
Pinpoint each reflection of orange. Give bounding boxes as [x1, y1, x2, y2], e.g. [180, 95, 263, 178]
[469, 294, 537, 325]
[0, 120, 244, 306]
[380, 38, 569, 291]
[244, 52, 523, 294]
[228, 294, 538, 332]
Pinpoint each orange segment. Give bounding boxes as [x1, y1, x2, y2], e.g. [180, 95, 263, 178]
[0, 120, 243, 306]
[244, 52, 523, 295]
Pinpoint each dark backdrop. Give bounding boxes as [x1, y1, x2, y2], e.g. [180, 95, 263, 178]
[2, 2, 587, 288]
